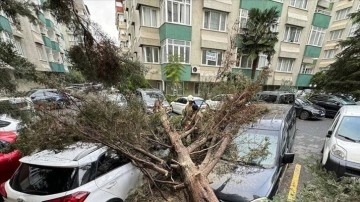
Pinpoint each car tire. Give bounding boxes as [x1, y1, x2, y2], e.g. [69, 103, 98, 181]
[299, 111, 310, 120]
[106, 199, 123, 202]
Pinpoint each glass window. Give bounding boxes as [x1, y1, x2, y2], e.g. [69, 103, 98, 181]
[14, 37, 24, 56]
[324, 49, 336, 59]
[300, 63, 313, 74]
[143, 46, 159, 63]
[336, 116, 360, 142]
[141, 6, 157, 27]
[161, 39, 190, 63]
[308, 26, 325, 46]
[239, 9, 248, 29]
[283, 26, 302, 43]
[270, 18, 280, 32]
[237, 52, 268, 69]
[203, 10, 226, 31]
[348, 23, 358, 37]
[335, 7, 351, 21]
[290, 0, 308, 9]
[36, 43, 47, 61]
[329, 29, 344, 40]
[202, 49, 223, 66]
[277, 58, 295, 72]
[0, 32, 12, 43]
[164, 0, 191, 25]
[95, 152, 129, 178]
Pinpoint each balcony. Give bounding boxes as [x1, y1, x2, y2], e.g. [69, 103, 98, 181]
[240, 0, 283, 12]
[317, 0, 330, 9]
[159, 23, 192, 42]
[312, 13, 331, 28]
[296, 74, 313, 87]
[51, 41, 60, 52]
[304, 45, 321, 58]
[286, 7, 308, 27]
[139, 26, 160, 46]
[135, 0, 160, 9]
[203, 0, 232, 12]
[38, 12, 46, 25]
[201, 29, 228, 50]
[42, 35, 52, 48]
[0, 15, 12, 33]
[45, 19, 55, 29]
[49, 62, 65, 73]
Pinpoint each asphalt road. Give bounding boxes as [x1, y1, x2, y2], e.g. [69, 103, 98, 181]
[278, 117, 333, 199]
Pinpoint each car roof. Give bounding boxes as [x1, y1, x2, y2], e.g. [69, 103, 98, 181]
[257, 91, 294, 95]
[137, 88, 162, 92]
[180, 96, 203, 100]
[20, 142, 106, 167]
[248, 104, 292, 131]
[340, 105, 360, 116]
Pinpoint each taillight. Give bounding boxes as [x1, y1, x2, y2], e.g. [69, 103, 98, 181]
[0, 182, 7, 198]
[43, 191, 90, 202]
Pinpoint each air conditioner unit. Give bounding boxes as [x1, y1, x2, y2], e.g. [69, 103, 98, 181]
[191, 66, 200, 74]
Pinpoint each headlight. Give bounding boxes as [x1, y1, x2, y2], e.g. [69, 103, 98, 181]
[331, 144, 347, 160]
[311, 110, 319, 113]
[251, 197, 269, 202]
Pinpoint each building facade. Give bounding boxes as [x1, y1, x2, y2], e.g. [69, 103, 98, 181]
[116, 0, 358, 95]
[0, 0, 89, 74]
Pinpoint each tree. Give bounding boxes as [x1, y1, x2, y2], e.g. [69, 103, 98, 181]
[163, 54, 185, 95]
[239, 7, 279, 79]
[5, 1, 272, 201]
[310, 71, 327, 91]
[323, 11, 360, 97]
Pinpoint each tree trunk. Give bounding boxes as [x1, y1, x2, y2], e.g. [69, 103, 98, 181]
[251, 55, 259, 80]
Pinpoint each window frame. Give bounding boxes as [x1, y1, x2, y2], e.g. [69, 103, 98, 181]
[289, 0, 308, 10]
[141, 6, 158, 28]
[348, 23, 358, 37]
[236, 51, 269, 69]
[300, 63, 313, 74]
[323, 49, 337, 59]
[329, 29, 344, 41]
[35, 43, 47, 61]
[201, 49, 223, 66]
[335, 7, 351, 21]
[307, 26, 325, 47]
[161, 39, 191, 64]
[13, 37, 24, 56]
[239, 9, 249, 29]
[283, 25, 302, 43]
[203, 9, 227, 32]
[143, 46, 160, 63]
[163, 0, 191, 25]
[276, 58, 295, 72]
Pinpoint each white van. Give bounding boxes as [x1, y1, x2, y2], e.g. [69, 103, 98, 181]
[321, 105, 360, 177]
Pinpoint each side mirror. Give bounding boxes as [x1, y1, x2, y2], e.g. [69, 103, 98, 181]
[326, 130, 332, 138]
[282, 153, 295, 164]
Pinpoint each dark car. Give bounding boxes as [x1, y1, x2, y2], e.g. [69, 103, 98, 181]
[256, 91, 295, 105]
[295, 98, 325, 120]
[29, 89, 72, 109]
[308, 94, 356, 118]
[210, 104, 296, 202]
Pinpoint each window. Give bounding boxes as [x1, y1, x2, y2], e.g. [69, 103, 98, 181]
[335, 7, 351, 21]
[161, 39, 190, 63]
[31, 23, 40, 32]
[290, 0, 307, 9]
[36, 43, 47, 61]
[204, 10, 226, 31]
[239, 9, 249, 29]
[329, 29, 344, 40]
[164, 0, 191, 25]
[0, 32, 12, 43]
[141, 6, 157, 27]
[202, 49, 223, 66]
[308, 26, 325, 46]
[14, 37, 24, 56]
[283, 26, 302, 43]
[270, 18, 280, 32]
[143, 46, 159, 63]
[348, 23, 358, 37]
[324, 49, 336, 59]
[95, 152, 129, 178]
[236, 51, 268, 69]
[277, 58, 294, 72]
[300, 63, 313, 74]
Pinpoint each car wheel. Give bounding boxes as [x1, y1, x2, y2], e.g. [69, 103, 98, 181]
[299, 111, 310, 120]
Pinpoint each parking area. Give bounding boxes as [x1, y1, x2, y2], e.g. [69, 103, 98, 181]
[278, 117, 333, 200]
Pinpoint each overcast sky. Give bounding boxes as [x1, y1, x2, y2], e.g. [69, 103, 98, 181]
[84, 0, 119, 44]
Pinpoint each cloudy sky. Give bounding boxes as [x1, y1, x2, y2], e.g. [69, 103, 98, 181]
[84, 0, 118, 44]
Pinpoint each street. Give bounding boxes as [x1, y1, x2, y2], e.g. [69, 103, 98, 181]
[278, 117, 333, 200]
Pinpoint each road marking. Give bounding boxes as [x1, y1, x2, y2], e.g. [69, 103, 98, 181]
[287, 164, 301, 202]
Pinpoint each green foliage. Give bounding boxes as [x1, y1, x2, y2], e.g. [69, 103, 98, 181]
[239, 7, 279, 79]
[0, 0, 38, 27]
[163, 55, 185, 83]
[310, 71, 327, 90]
[64, 69, 86, 84]
[278, 80, 296, 93]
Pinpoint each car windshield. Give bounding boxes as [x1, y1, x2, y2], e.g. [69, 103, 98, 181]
[297, 98, 312, 106]
[223, 129, 279, 168]
[10, 164, 79, 195]
[144, 92, 164, 102]
[336, 96, 355, 105]
[336, 116, 360, 142]
[194, 99, 205, 106]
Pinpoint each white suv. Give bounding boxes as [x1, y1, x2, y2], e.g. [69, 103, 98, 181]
[0, 143, 142, 202]
[321, 105, 360, 177]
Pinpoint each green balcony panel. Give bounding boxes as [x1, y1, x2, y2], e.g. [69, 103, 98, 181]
[0, 15, 12, 33]
[304, 45, 321, 58]
[161, 64, 191, 81]
[45, 19, 55, 29]
[296, 74, 313, 87]
[50, 62, 65, 73]
[159, 23, 191, 42]
[51, 41, 60, 51]
[240, 0, 283, 12]
[38, 12, 46, 25]
[312, 13, 331, 28]
[42, 35, 52, 48]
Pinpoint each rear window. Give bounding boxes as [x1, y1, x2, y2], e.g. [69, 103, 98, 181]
[10, 164, 79, 195]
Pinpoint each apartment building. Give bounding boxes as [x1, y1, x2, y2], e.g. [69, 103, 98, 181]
[0, 0, 89, 74]
[116, 0, 358, 95]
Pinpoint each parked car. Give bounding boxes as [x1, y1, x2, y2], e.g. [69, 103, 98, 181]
[294, 98, 325, 120]
[205, 94, 233, 110]
[309, 94, 357, 118]
[29, 89, 72, 109]
[256, 91, 295, 105]
[171, 96, 208, 114]
[0, 97, 34, 113]
[210, 104, 296, 202]
[0, 142, 142, 202]
[135, 88, 170, 113]
[0, 131, 21, 185]
[101, 90, 127, 107]
[0, 115, 20, 132]
[321, 106, 360, 177]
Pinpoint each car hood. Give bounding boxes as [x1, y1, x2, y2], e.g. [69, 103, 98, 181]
[303, 105, 325, 112]
[336, 138, 360, 163]
[210, 162, 277, 202]
[0, 131, 17, 143]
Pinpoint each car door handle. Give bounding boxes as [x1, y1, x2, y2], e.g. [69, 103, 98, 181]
[106, 180, 117, 189]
